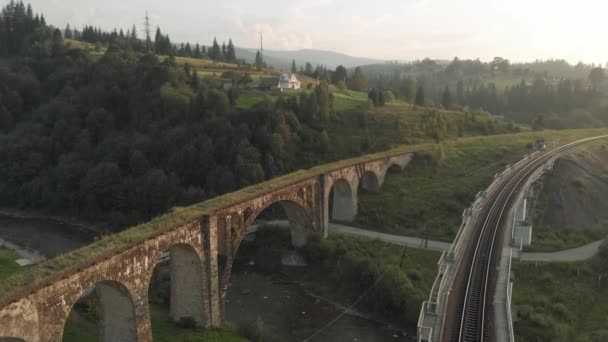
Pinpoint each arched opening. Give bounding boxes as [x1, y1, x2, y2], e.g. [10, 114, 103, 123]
[0, 338, 25, 342]
[62, 281, 137, 342]
[359, 171, 381, 193]
[224, 200, 315, 341]
[148, 243, 206, 334]
[329, 178, 355, 222]
[385, 163, 403, 178]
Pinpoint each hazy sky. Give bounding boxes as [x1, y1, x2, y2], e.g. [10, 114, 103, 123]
[25, 0, 608, 64]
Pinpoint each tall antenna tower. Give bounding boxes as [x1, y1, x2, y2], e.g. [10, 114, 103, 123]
[143, 11, 152, 52]
[260, 32, 263, 64]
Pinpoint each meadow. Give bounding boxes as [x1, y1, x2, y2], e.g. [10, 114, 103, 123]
[356, 129, 608, 241]
[512, 249, 608, 341]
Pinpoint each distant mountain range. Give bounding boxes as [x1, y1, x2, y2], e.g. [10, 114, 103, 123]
[236, 47, 383, 71]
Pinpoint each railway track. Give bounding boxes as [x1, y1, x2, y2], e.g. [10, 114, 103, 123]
[447, 136, 608, 342]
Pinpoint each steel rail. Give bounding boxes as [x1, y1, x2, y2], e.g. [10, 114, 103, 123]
[453, 135, 608, 342]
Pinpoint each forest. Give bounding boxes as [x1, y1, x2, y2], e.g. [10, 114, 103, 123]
[347, 58, 608, 129]
[0, 1, 517, 231]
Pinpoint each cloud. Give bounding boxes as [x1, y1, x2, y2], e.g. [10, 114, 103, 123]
[229, 5, 317, 50]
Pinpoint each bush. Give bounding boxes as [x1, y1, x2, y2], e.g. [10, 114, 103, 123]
[237, 318, 277, 342]
[300, 236, 329, 263]
[175, 316, 197, 329]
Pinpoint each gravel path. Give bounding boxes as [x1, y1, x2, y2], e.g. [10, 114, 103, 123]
[328, 223, 452, 251]
[520, 240, 603, 262]
[257, 220, 452, 251]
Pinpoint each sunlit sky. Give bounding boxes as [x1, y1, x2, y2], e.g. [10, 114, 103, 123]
[25, 0, 608, 64]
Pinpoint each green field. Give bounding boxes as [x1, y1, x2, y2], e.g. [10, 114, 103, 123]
[333, 89, 370, 111]
[0, 247, 20, 280]
[513, 250, 608, 342]
[356, 130, 608, 241]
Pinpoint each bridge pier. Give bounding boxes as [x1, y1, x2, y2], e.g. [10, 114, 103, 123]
[97, 283, 138, 342]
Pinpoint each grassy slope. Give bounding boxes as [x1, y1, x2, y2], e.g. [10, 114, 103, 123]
[0, 247, 20, 280]
[236, 226, 441, 330]
[356, 130, 608, 241]
[526, 140, 608, 252]
[63, 304, 246, 342]
[302, 234, 441, 328]
[513, 255, 608, 341]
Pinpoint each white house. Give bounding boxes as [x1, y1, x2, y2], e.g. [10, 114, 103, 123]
[278, 73, 301, 90]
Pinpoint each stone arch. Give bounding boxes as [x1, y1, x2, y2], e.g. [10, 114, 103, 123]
[359, 171, 381, 193]
[218, 198, 315, 318]
[147, 243, 206, 327]
[63, 280, 138, 342]
[329, 178, 356, 222]
[384, 162, 404, 176]
[244, 199, 314, 248]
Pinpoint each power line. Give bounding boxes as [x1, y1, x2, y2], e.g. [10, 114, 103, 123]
[301, 238, 410, 342]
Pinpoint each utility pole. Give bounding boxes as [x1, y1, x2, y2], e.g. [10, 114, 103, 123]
[144, 11, 152, 52]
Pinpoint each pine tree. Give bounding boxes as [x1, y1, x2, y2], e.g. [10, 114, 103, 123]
[350, 67, 368, 92]
[221, 42, 227, 61]
[52, 28, 63, 55]
[64, 24, 73, 39]
[190, 71, 199, 89]
[26, 3, 32, 19]
[255, 50, 264, 69]
[154, 27, 162, 54]
[456, 80, 465, 105]
[131, 25, 138, 40]
[291, 60, 297, 74]
[184, 42, 192, 57]
[211, 37, 221, 61]
[226, 39, 236, 63]
[441, 86, 452, 109]
[415, 86, 425, 106]
[194, 43, 202, 58]
[305, 62, 313, 74]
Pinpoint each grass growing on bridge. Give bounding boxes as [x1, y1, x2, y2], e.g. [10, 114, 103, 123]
[0, 128, 606, 309]
[512, 246, 608, 342]
[0, 247, 20, 280]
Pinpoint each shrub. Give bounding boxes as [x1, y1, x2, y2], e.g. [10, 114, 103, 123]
[175, 316, 197, 329]
[237, 318, 277, 342]
[300, 237, 329, 264]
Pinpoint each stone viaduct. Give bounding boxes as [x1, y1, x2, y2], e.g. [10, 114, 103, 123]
[0, 151, 413, 342]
